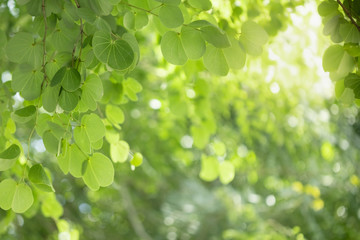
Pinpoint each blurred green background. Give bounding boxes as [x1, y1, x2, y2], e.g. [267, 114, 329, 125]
[1, 0, 360, 239]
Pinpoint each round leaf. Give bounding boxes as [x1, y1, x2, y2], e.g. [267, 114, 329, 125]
[130, 152, 143, 167]
[159, 5, 184, 29]
[6, 32, 42, 68]
[93, 31, 134, 70]
[239, 21, 269, 56]
[0, 179, 34, 213]
[28, 164, 55, 192]
[82, 153, 114, 191]
[83, 113, 105, 142]
[59, 90, 79, 111]
[203, 44, 229, 76]
[110, 141, 129, 163]
[0, 144, 21, 171]
[61, 67, 81, 92]
[12, 105, 36, 123]
[181, 26, 206, 59]
[161, 31, 188, 65]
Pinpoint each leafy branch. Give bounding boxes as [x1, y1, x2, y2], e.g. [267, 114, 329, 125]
[74, 0, 84, 69]
[337, 0, 360, 32]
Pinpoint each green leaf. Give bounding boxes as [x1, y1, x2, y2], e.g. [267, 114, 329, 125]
[61, 67, 81, 92]
[318, 0, 339, 17]
[12, 65, 43, 100]
[200, 25, 230, 48]
[12, 105, 36, 123]
[43, 130, 59, 154]
[28, 164, 55, 192]
[203, 45, 229, 76]
[50, 67, 66, 87]
[77, 7, 96, 23]
[123, 78, 143, 101]
[180, 26, 206, 59]
[322, 45, 354, 77]
[110, 141, 129, 163]
[42, 85, 61, 112]
[239, 21, 268, 56]
[135, 11, 149, 30]
[47, 121, 66, 140]
[0, 179, 34, 213]
[155, 0, 180, 5]
[219, 161, 235, 184]
[93, 31, 134, 70]
[159, 5, 184, 28]
[344, 73, 360, 98]
[36, 114, 52, 137]
[161, 31, 188, 65]
[81, 74, 103, 111]
[223, 37, 246, 69]
[188, 0, 212, 10]
[68, 144, 87, 177]
[59, 90, 79, 111]
[74, 126, 91, 154]
[199, 155, 219, 182]
[82, 153, 114, 191]
[0, 144, 21, 171]
[91, 138, 103, 150]
[6, 32, 42, 68]
[123, 11, 135, 30]
[339, 23, 360, 44]
[323, 15, 343, 43]
[83, 113, 105, 142]
[57, 141, 70, 174]
[50, 20, 78, 52]
[90, 0, 113, 16]
[130, 152, 143, 167]
[106, 105, 125, 125]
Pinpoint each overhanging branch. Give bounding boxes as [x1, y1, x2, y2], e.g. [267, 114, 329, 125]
[337, 0, 360, 33]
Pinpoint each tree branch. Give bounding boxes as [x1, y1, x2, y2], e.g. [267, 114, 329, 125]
[114, 184, 152, 240]
[74, 0, 84, 69]
[337, 0, 360, 33]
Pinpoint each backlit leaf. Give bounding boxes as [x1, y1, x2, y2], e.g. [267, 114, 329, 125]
[110, 141, 129, 163]
[93, 31, 134, 70]
[159, 5, 184, 28]
[6, 32, 42, 68]
[28, 164, 55, 192]
[161, 31, 188, 65]
[0, 179, 34, 213]
[82, 153, 114, 191]
[0, 144, 21, 171]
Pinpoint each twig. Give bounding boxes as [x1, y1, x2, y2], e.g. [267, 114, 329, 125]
[114, 184, 152, 240]
[337, 0, 360, 33]
[121, 2, 159, 17]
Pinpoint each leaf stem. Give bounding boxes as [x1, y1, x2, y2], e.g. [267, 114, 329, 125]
[122, 2, 159, 17]
[337, 0, 360, 33]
